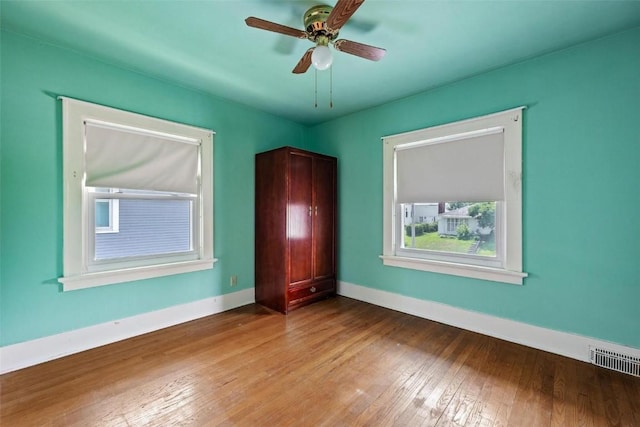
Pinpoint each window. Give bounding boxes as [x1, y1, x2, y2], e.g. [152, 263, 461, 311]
[381, 107, 527, 285]
[95, 189, 119, 234]
[59, 97, 216, 291]
[446, 217, 465, 234]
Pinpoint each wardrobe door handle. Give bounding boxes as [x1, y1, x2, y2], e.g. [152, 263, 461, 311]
[310, 286, 316, 293]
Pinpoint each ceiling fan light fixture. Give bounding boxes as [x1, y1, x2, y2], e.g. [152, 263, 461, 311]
[311, 45, 333, 71]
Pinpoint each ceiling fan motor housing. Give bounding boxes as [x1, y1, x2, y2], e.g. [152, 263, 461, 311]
[304, 5, 339, 42]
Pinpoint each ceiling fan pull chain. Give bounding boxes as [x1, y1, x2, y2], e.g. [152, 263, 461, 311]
[315, 68, 318, 108]
[330, 66, 333, 109]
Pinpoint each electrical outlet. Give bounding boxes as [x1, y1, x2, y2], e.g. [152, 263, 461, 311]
[230, 275, 237, 287]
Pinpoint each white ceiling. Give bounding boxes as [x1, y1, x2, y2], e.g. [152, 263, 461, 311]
[2, 1, 640, 124]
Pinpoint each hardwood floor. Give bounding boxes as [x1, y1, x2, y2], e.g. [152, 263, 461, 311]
[1, 297, 639, 426]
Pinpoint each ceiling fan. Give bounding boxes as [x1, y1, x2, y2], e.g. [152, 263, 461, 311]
[245, 0, 386, 74]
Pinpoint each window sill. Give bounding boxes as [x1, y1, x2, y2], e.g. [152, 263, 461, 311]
[59, 258, 218, 291]
[379, 255, 526, 285]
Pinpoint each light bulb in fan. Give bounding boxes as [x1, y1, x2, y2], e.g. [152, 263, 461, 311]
[311, 45, 333, 71]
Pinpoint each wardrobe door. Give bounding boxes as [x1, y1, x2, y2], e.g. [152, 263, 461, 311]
[255, 150, 288, 313]
[313, 156, 336, 281]
[288, 153, 313, 285]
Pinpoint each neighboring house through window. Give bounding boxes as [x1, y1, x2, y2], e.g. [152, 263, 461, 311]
[381, 107, 527, 285]
[59, 97, 216, 291]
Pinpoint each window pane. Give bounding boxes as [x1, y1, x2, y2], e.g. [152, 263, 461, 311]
[95, 200, 110, 228]
[95, 198, 193, 260]
[401, 202, 496, 257]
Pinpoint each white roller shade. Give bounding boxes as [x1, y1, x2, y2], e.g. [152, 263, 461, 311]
[85, 121, 200, 194]
[395, 127, 504, 203]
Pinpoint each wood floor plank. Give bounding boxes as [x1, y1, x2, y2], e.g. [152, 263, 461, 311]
[354, 328, 470, 425]
[2, 297, 638, 427]
[436, 337, 500, 426]
[550, 354, 574, 427]
[622, 374, 640, 426]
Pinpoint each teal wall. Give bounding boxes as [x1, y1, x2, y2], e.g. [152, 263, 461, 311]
[308, 27, 640, 348]
[2, 27, 639, 351]
[0, 31, 310, 346]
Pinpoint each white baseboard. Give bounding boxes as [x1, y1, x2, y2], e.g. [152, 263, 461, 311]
[0, 288, 255, 374]
[337, 281, 640, 363]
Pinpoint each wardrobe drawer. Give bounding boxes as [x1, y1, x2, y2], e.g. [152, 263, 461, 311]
[288, 280, 334, 305]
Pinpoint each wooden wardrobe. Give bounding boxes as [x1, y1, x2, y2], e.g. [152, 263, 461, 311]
[255, 146, 337, 313]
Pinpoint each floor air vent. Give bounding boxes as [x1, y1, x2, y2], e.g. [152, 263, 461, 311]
[589, 346, 640, 377]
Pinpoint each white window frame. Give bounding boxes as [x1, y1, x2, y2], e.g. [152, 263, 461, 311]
[381, 107, 527, 285]
[59, 97, 217, 291]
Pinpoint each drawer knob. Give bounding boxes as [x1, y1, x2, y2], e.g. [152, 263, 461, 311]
[310, 286, 316, 293]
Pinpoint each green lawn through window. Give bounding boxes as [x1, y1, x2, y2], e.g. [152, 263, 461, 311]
[404, 232, 495, 256]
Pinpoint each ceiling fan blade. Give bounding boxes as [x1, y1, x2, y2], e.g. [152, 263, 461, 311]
[245, 17, 307, 39]
[334, 39, 386, 61]
[293, 48, 314, 74]
[326, 0, 366, 32]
